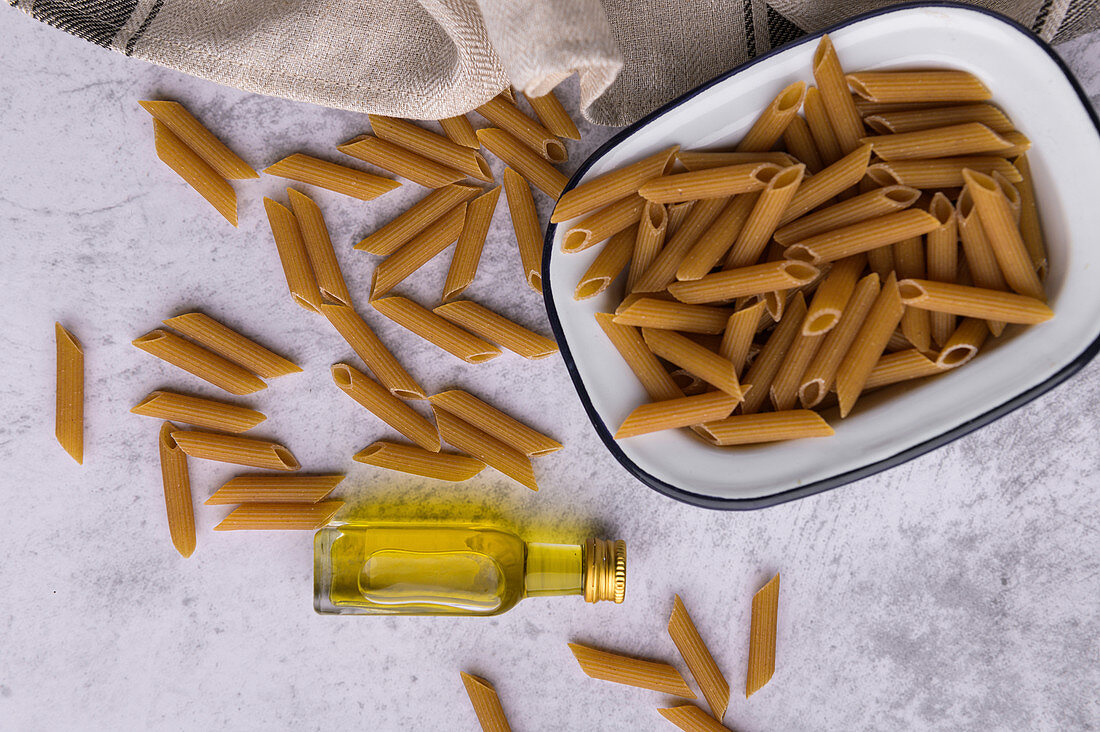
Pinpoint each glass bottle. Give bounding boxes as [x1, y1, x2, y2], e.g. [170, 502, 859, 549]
[313, 521, 626, 616]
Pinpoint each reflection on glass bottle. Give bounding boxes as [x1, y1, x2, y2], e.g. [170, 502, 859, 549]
[314, 522, 626, 616]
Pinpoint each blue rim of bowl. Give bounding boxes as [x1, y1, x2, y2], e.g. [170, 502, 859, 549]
[541, 1, 1100, 510]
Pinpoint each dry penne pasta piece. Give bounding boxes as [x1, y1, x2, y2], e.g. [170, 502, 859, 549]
[428, 390, 562, 456]
[331, 362, 440, 451]
[677, 151, 798, 171]
[287, 188, 352, 307]
[863, 348, 943, 391]
[725, 164, 806, 267]
[553, 146, 679, 222]
[638, 163, 782, 204]
[925, 193, 959, 346]
[865, 156, 1021, 188]
[962, 169, 1044, 300]
[642, 328, 742, 398]
[785, 209, 940, 265]
[338, 135, 465, 188]
[595, 313, 685, 402]
[574, 229, 636, 300]
[774, 185, 920, 245]
[836, 273, 905, 417]
[669, 595, 731, 720]
[670, 202, 696, 232]
[356, 184, 482, 255]
[477, 94, 567, 162]
[614, 298, 732, 334]
[616, 291, 676, 316]
[632, 197, 730, 292]
[737, 81, 807, 152]
[861, 123, 1013, 161]
[812, 36, 865, 154]
[803, 85, 844, 166]
[864, 103, 1014, 134]
[353, 441, 486, 482]
[1013, 155, 1046, 275]
[132, 391, 265, 433]
[163, 312, 301, 379]
[321, 302, 425, 400]
[629, 202, 669, 291]
[55, 323, 83, 464]
[369, 115, 493, 181]
[264, 153, 400, 200]
[568, 643, 696, 697]
[770, 329, 825, 411]
[438, 115, 479, 148]
[853, 98, 949, 115]
[204, 474, 344, 504]
[563, 195, 646, 253]
[669, 261, 819, 304]
[957, 188, 1008, 336]
[697, 411, 833, 445]
[158, 422, 195, 557]
[782, 115, 824, 173]
[434, 407, 538, 490]
[746, 573, 780, 697]
[372, 296, 502, 363]
[171, 430, 300, 470]
[778, 143, 872, 226]
[799, 273, 880, 408]
[803, 254, 865, 336]
[263, 197, 323, 312]
[739, 293, 807, 414]
[847, 70, 992, 103]
[370, 203, 466, 299]
[524, 90, 581, 140]
[678, 194, 759, 280]
[992, 170, 1022, 221]
[658, 705, 733, 732]
[140, 100, 257, 179]
[433, 300, 557, 359]
[501, 167, 544, 292]
[937, 317, 989, 368]
[153, 120, 237, 226]
[132, 329, 266, 395]
[898, 279, 1053, 323]
[720, 301, 765, 376]
[213, 501, 343, 531]
[443, 186, 502, 303]
[615, 392, 739, 438]
[460, 672, 513, 732]
[894, 236, 932, 352]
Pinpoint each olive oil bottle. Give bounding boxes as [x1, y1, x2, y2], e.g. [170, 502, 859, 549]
[314, 522, 626, 616]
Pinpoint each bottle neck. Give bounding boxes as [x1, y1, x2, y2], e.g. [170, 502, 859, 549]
[524, 543, 584, 597]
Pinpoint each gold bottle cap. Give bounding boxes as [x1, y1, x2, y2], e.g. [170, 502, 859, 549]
[583, 538, 626, 603]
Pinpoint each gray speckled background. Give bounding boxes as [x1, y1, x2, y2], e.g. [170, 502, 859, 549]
[1, 11, 1098, 731]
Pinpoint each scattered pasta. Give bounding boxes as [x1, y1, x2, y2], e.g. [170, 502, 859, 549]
[204, 474, 344, 504]
[568, 643, 696, 698]
[746, 573, 780, 697]
[131, 390, 266, 433]
[353, 441, 486, 482]
[213, 501, 344, 530]
[669, 595, 731, 720]
[460, 672, 513, 732]
[54, 323, 83, 464]
[162, 312, 301, 378]
[158, 422, 196, 557]
[170, 429, 300, 470]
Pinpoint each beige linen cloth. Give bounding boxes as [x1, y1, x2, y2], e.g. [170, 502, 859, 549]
[10, 0, 1099, 126]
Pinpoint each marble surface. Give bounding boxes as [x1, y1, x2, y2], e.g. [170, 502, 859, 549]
[2, 11, 1099, 731]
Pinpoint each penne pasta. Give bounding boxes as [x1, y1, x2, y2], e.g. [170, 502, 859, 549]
[894, 236, 932, 352]
[502, 167, 545, 292]
[438, 115, 479, 148]
[666, 201, 695, 238]
[264, 153, 400, 200]
[321, 302, 425, 400]
[637, 162, 782, 204]
[428, 390, 562, 456]
[863, 103, 1014, 135]
[204, 474, 344, 504]
[614, 298, 733, 334]
[55, 323, 83, 464]
[937, 317, 989, 368]
[746, 573, 780, 697]
[132, 390, 266, 433]
[153, 120, 237, 226]
[770, 329, 825, 411]
[615, 391, 739, 438]
[642, 328, 743, 397]
[574, 228, 634, 299]
[171, 429, 300, 470]
[740, 293, 808, 414]
[835, 273, 905, 417]
[368, 115, 493, 181]
[568, 643, 696, 697]
[338, 134, 465, 188]
[677, 151, 798, 171]
[356, 184, 481, 255]
[370, 203, 467, 299]
[782, 115, 824, 173]
[372, 296, 502, 363]
[803, 85, 844, 166]
[720, 302, 765, 376]
[803, 254, 865, 335]
[140, 100, 257, 179]
[1013, 155, 1047, 275]
[162, 312, 301, 378]
[669, 261, 819, 304]
[853, 98, 949, 115]
[616, 291, 676, 316]
[897, 279, 1053, 323]
[812, 36, 865, 154]
[866, 243, 895, 280]
[478, 127, 568, 198]
[864, 348, 943, 391]
[213, 501, 344, 531]
[696, 411, 834, 445]
[263, 197, 323, 312]
[861, 123, 1013, 161]
[433, 300, 558, 359]
[925, 193, 959, 346]
[632, 197, 729, 292]
[353, 441, 486, 482]
[443, 186, 502, 303]
[774, 185, 920, 245]
[658, 705, 733, 732]
[132, 329, 266, 395]
[563, 195, 646, 253]
[595, 313, 685, 402]
[553, 146, 679, 222]
[847, 70, 992, 103]
[678, 194, 759, 280]
[778, 143, 872, 225]
[331, 363, 440, 451]
[865, 156, 1021, 188]
[287, 188, 352, 307]
[957, 187, 1008, 336]
[629, 201, 669, 292]
[737, 81, 807, 152]
[784, 209, 940, 265]
[158, 422, 195, 557]
[460, 672, 513, 732]
[524, 90, 581, 140]
[961, 169, 1044, 300]
[669, 595, 731, 720]
[477, 94, 567, 162]
[433, 407, 538, 490]
[726, 164, 806, 267]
